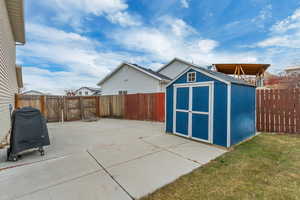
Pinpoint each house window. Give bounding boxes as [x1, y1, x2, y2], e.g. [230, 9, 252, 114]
[85, 91, 88, 95]
[118, 90, 128, 95]
[79, 91, 82, 95]
[187, 72, 196, 82]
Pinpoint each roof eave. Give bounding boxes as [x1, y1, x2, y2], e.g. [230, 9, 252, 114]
[97, 63, 126, 86]
[5, 0, 26, 44]
[16, 65, 23, 88]
[165, 61, 256, 88]
[97, 62, 164, 86]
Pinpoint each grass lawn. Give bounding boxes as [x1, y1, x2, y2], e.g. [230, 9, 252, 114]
[142, 134, 300, 200]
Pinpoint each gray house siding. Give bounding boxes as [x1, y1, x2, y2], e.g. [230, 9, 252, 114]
[0, 0, 19, 139]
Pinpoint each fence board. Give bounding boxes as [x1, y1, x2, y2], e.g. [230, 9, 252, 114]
[274, 90, 280, 132]
[46, 96, 63, 122]
[261, 90, 266, 131]
[65, 97, 81, 121]
[82, 96, 97, 119]
[257, 89, 300, 133]
[256, 90, 261, 131]
[99, 96, 111, 117]
[16, 95, 41, 110]
[296, 89, 300, 133]
[16, 93, 166, 123]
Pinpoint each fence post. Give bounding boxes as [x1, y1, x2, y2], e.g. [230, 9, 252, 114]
[96, 96, 100, 118]
[296, 88, 300, 133]
[40, 95, 46, 118]
[80, 97, 84, 120]
[15, 94, 19, 109]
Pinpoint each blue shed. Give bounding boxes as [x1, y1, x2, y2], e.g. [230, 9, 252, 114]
[165, 66, 256, 147]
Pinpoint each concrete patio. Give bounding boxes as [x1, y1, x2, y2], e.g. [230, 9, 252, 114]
[0, 119, 226, 200]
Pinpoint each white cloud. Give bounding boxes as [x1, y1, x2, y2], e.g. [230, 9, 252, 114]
[198, 40, 219, 53]
[17, 23, 145, 94]
[52, 0, 128, 16]
[41, 0, 140, 28]
[27, 23, 93, 46]
[257, 35, 300, 48]
[111, 17, 258, 66]
[22, 67, 98, 95]
[180, 0, 189, 8]
[160, 16, 196, 37]
[106, 11, 142, 27]
[271, 8, 300, 33]
[251, 4, 272, 28]
[251, 7, 300, 71]
[257, 8, 300, 48]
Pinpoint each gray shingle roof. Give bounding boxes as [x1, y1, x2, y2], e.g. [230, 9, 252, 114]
[130, 64, 172, 80]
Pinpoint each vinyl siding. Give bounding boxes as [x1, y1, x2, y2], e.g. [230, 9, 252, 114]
[159, 60, 190, 79]
[0, 0, 18, 139]
[101, 64, 164, 95]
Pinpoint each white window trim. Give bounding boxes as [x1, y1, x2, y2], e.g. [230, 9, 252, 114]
[187, 72, 196, 82]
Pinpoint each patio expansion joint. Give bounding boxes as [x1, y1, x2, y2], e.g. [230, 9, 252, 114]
[12, 169, 103, 200]
[105, 150, 164, 169]
[86, 150, 135, 200]
[0, 154, 69, 172]
[140, 139, 204, 165]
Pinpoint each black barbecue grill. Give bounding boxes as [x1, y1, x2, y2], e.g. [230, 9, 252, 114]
[7, 107, 50, 161]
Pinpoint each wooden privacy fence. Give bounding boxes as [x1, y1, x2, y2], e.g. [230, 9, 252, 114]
[256, 89, 300, 133]
[15, 93, 165, 122]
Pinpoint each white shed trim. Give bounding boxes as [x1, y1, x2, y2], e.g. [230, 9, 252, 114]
[166, 66, 230, 88]
[172, 82, 213, 144]
[227, 83, 231, 147]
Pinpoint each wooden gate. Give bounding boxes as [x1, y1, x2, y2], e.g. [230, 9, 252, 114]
[82, 96, 98, 119]
[46, 96, 63, 122]
[64, 97, 81, 121]
[256, 89, 300, 133]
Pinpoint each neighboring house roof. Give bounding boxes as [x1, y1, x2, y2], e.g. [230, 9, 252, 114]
[75, 87, 101, 93]
[97, 62, 171, 86]
[5, 0, 25, 44]
[130, 63, 172, 81]
[157, 57, 186, 73]
[164, 58, 255, 87]
[284, 66, 300, 72]
[22, 90, 44, 95]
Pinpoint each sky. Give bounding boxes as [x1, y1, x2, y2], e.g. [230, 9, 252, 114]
[17, 0, 300, 94]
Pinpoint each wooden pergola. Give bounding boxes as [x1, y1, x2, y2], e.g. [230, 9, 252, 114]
[213, 63, 270, 86]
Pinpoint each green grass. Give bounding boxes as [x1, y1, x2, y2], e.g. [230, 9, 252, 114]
[141, 134, 300, 200]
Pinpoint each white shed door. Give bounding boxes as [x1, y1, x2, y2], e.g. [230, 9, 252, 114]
[173, 83, 213, 143]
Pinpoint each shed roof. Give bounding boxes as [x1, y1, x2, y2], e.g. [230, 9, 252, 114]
[5, 0, 25, 44]
[193, 66, 255, 86]
[164, 58, 255, 87]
